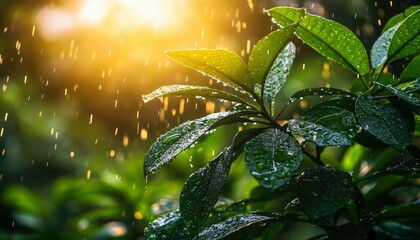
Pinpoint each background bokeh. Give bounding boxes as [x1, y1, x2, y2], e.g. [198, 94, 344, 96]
[0, 0, 417, 239]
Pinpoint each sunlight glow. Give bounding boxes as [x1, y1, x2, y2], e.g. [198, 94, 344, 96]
[37, 0, 190, 40]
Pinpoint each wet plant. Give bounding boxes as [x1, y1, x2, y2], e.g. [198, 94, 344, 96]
[143, 6, 420, 239]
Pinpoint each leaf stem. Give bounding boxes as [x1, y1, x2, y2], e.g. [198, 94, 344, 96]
[302, 147, 325, 166]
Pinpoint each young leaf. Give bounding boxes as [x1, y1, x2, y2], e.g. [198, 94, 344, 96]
[355, 95, 412, 151]
[382, 6, 420, 32]
[297, 166, 355, 220]
[374, 81, 420, 107]
[371, 9, 420, 69]
[264, 43, 296, 115]
[166, 49, 253, 93]
[180, 147, 234, 232]
[142, 85, 246, 104]
[288, 106, 357, 147]
[144, 111, 244, 176]
[400, 55, 420, 83]
[248, 25, 296, 95]
[195, 212, 281, 240]
[244, 128, 303, 191]
[268, 7, 369, 75]
[144, 210, 193, 240]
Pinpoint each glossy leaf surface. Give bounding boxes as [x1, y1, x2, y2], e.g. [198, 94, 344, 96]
[142, 85, 246, 104]
[371, 9, 420, 68]
[195, 212, 281, 240]
[297, 167, 354, 220]
[166, 49, 253, 93]
[400, 55, 420, 83]
[144, 211, 193, 240]
[180, 148, 233, 232]
[375, 81, 420, 107]
[263, 43, 296, 115]
[355, 95, 412, 151]
[268, 7, 369, 74]
[288, 106, 357, 147]
[248, 26, 296, 90]
[144, 111, 243, 176]
[244, 129, 302, 191]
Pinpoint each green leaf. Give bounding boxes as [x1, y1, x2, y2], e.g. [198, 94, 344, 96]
[288, 106, 357, 147]
[289, 88, 354, 100]
[374, 158, 420, 177]
[144, 111, 244, 176]
[248, 26, 296, 87]
[264, 43, 296, 115]
[374, 222, 420, 240]
[142, 85, 246, 104]
[144, 210, 193, 240]
[244, 128, 303, 191]
[377, 199, 420, 222]
[355, 95, 412, 151]
[248, 25, 296, 102]
[297, 166, 355, 220]
[374, 81, 420, 107]
[382, 6, 420, 32]
[268, 7, 369, 75]
[166, 49, 253, 93]
[310, 97, 356, 112]
[195, 212, 281, 240]
[371, 9, 420, 69]
[400, 56, 420, 83]
[180, 147, 234, 232]
[231, 128, 267, 155]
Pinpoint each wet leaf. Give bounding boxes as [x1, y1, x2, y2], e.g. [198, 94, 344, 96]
[297, 167, 355, 220]
[355, 95, 412, 151]
[144, 111, 244, 176]
[371, 9, 420, 69]
[373, 222, 420, 240]
[244, 128, 303, 191]
[248, 26, 296, 88]
[268, 7, 369, 75]
[288, 106, 357, 147]
[195, 212, 281, 240]
[142, 85, 246, 104]
[400, 56, 420, 83]
[382, 6, 420, 32]
[374, 81, 420, 107]
[264, 43, 296, 115]
[144, 210, 193, 240]
[378, 199, 420, 222]
[310, 97, 356, 112]
[166, 49, 253, 93]
[374, 158, 420, 177]
[180, 147, 234, 232]
[231, 128, 267, 156]
[289, 88, 355, 102]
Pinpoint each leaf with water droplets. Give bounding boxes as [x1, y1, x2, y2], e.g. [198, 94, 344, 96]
[288, 106, 357, 147]
[244, 128, 303, 191]
[194, 212, 281, 240]
[144, 111, 246, 176]
[268, 7, 369, 75]
[373, 158, 420, 178]
[297, 166, 355, 220]
[144, 210, 193, 240]
[290, 87, 355, 100]
[374, 222, 420, 240]
[374, 81, 420, 107]
[371, 9, 420, 69]
[355, 95, 412, 151]
[142, 85, 246, 104]
[400, 56, 420, 83]
[180, 147, 234, 233]
[382, 6, 420, 32]
[166, 49, 253, 94]
[264, 43, 296, 116]
[248, 25, 296, 95]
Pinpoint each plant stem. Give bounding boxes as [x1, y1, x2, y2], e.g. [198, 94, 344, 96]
[302, 147, 325, 166]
